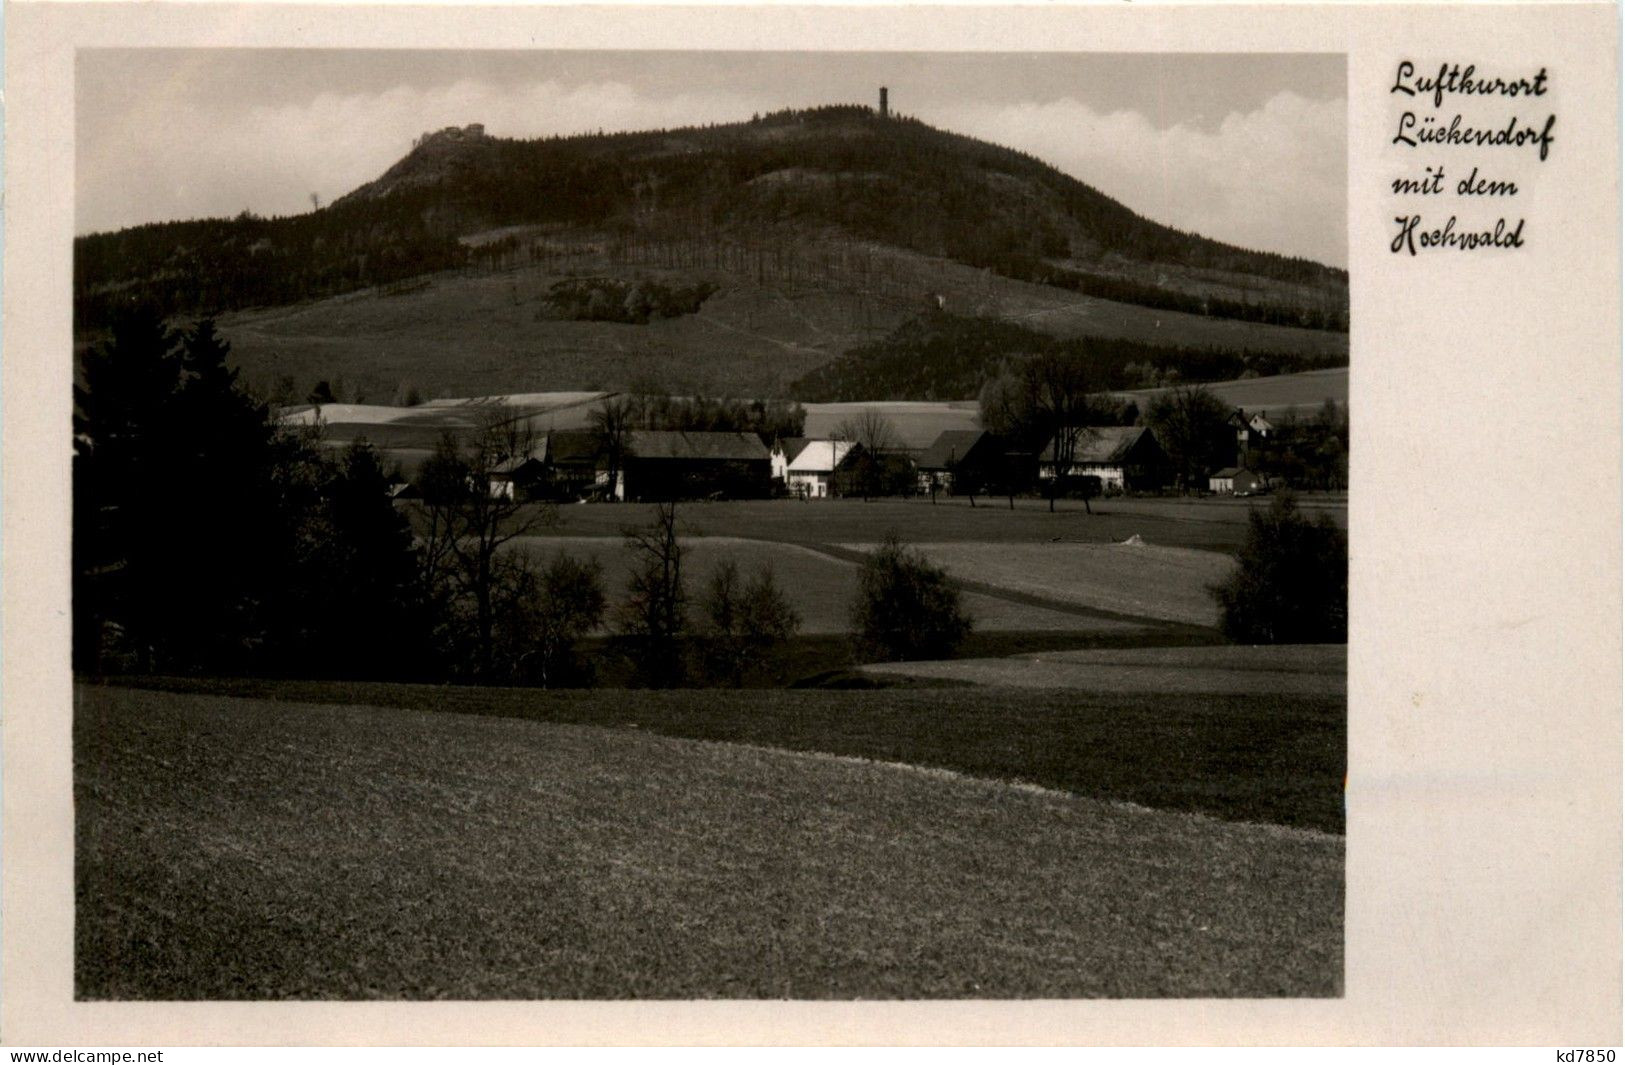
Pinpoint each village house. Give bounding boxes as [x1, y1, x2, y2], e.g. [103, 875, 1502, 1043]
[539, 431, 603, 500]
[1208, 466, 1267, 496]
[612, 430, 772, 501]
[1039, 425, 1171, 494]
[785, 439, 863, 499]
[915, 429, 1003, 496]
[1229, 409, 1274, 464]
[487, 442, 550, 500]
[770, 437, 812, 487]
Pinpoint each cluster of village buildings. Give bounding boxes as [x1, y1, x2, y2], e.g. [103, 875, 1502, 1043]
[432, 407, 1279, 504]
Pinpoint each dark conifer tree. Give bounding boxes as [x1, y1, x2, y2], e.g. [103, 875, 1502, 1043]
[73, 308, 184, 670]
[165, 319, 283, 669]
[75, 309, 432, 677]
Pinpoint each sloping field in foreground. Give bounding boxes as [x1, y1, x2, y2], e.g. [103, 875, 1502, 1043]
[113, 677, 1343, 832]
[863, 644, 1346, 697]
[77, 686, 1341, 1000]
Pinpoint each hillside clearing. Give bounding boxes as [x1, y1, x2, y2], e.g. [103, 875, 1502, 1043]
[218, 247, 1344, 402]
[77, 685, 1342, 999]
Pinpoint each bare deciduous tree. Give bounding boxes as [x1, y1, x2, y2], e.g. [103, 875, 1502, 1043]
[501, 550, 606, 688]
[616, 501, 687, 687]
[589, 394, 641, 501]
[833, 409, 903, 499]
[1146, 384, 1230, 494]
[419, 403, 556, 678]
[1023, 353, 1098, 513]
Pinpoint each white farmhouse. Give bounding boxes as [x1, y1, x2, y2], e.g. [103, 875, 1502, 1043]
[785, 439, 860, 499]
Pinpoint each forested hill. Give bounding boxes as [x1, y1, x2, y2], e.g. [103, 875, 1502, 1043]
[76, 105, 1346, 334]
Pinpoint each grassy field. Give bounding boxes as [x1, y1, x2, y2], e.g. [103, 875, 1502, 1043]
[1117, 366, 1348, 418]
[863, 644, 1346, 697]
[802, 401, 982, 450]
[104, 676, 1344, 833]
[222, 262, 859, 402]
[846, 541, 1239, 627]
[516, 536, 1141, 635]
[1104, 494, 1348, 527]
[77, 685, 1342, 999]
[507, 496, 1280, 554]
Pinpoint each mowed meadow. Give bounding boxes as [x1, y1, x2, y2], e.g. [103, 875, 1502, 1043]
[79, 682, 1343, 1000]
[78, 494, 1346, 999]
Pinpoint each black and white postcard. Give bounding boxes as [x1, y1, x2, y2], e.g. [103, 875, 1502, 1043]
[3, 0, 1618, 1047]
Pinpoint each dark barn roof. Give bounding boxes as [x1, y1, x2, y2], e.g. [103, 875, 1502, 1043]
[626, 430, 770, 463]
[774, 436, 813, 462]
[547, 430, 601, 465]
[490, 442, 549, 475]
[917, 429, 992, 471]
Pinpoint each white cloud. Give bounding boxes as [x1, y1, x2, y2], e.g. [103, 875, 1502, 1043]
[916, 91, 1347, 267]
[79, 80, 1345, 267]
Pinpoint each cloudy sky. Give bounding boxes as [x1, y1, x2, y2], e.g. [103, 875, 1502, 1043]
[78, 50, 1347, 266]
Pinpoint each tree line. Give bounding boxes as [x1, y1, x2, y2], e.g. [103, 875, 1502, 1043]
[968, 254, 1348, 332]
[540, 276, 718, 324]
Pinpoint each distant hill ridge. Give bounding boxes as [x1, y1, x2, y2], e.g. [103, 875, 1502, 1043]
[75, 103, 1346, 333]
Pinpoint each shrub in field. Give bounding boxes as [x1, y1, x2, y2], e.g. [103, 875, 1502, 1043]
[1211, 493, 1347, 644]
[850, 533, 972, 662]
[698, 561, 802, 686]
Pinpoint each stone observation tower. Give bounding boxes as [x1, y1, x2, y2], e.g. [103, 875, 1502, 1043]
[879, 86, 889, 117]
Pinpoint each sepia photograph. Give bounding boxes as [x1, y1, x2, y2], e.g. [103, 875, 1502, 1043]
[69, 47, 1351, 1001]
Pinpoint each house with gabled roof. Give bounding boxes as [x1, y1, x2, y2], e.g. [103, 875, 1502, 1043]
[1228, 408, 1275, 464]
[487, 440, 550, 500]
[915, 429, 1003, 496]
[1208, 466, 1266, 496]
[785, 439, 863, 499]
[615, 430, 772, 501]
[1039, 425, 1171, 494]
